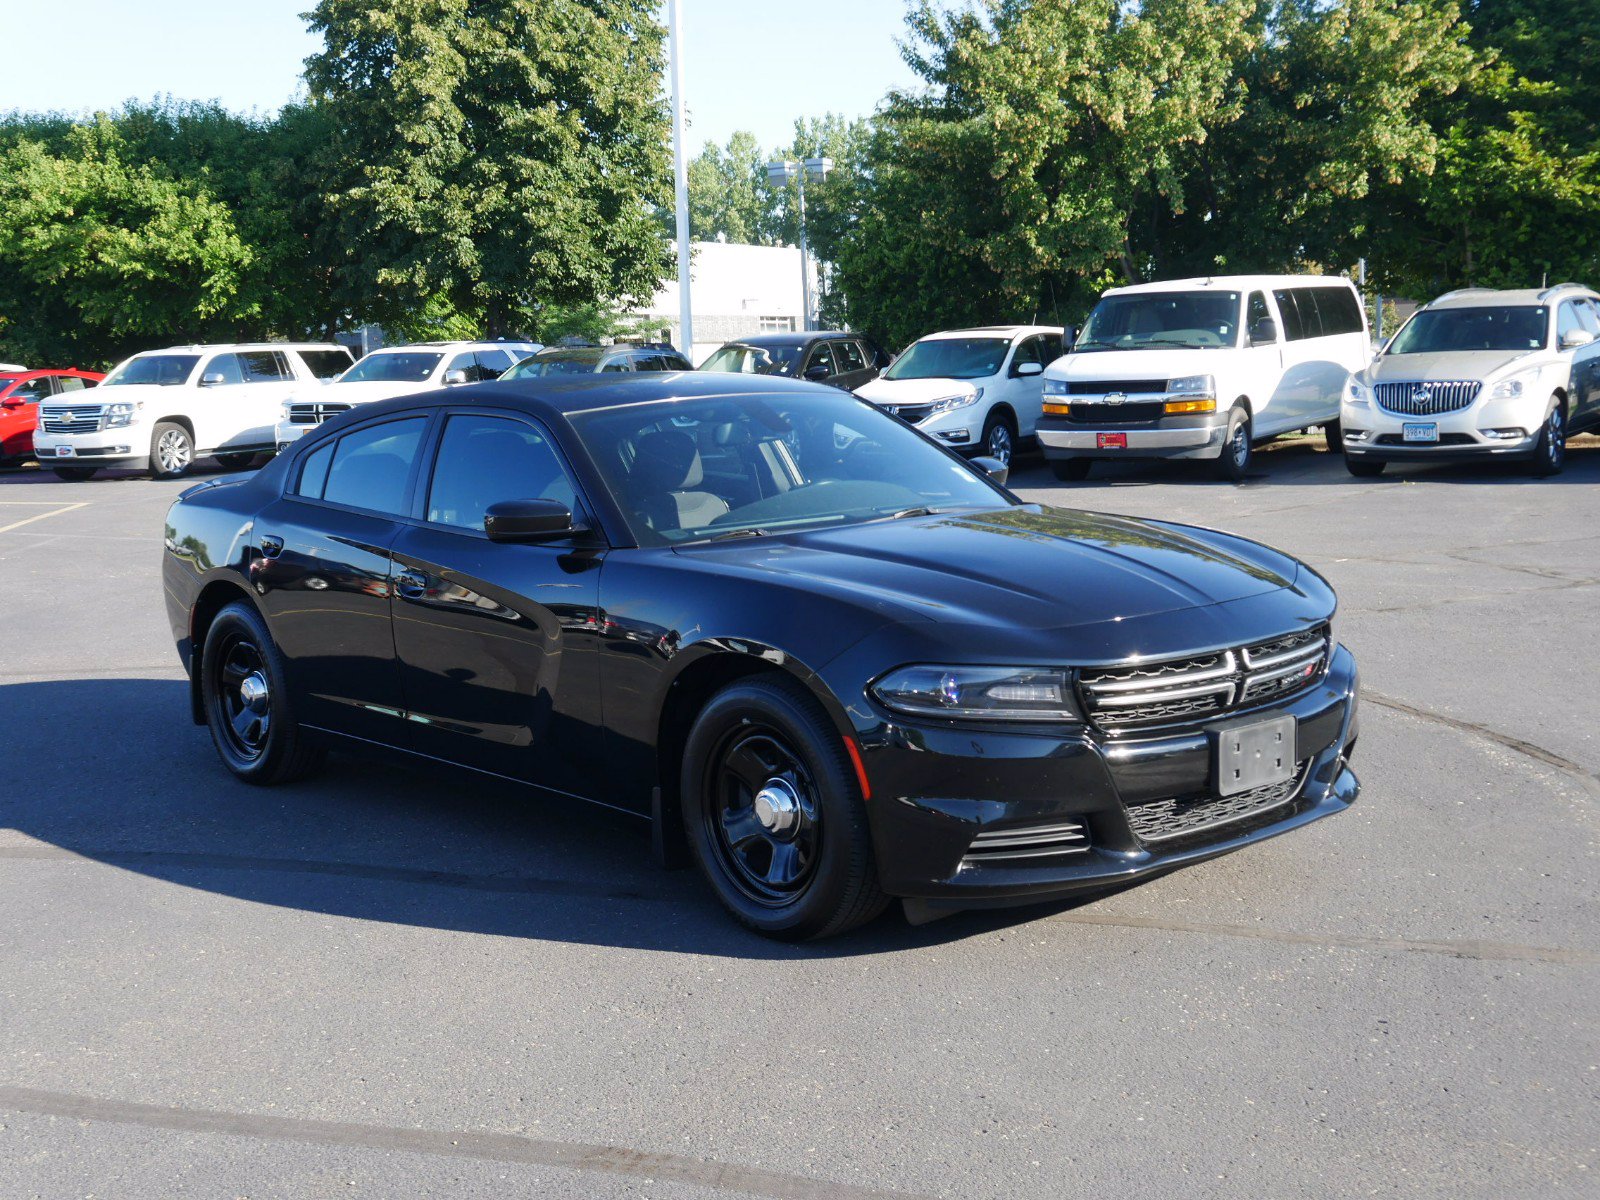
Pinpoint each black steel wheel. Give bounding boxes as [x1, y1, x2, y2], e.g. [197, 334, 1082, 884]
[200, 601, 325, 784]
[681, 676, 887, 939]
[1529, 398, 1566, 477]
[1214, 405, 1252, 481]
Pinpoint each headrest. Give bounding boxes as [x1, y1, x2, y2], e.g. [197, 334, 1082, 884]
[633, 429, 703, 491]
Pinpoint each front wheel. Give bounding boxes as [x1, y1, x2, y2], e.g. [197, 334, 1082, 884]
[200, 601, 325, 785]
[1050, 458, 1093, 482]
[1529, 398, 1566, 477]
[51, 465, 98, 482]
[980, 410, 1017, 469]
[1214, 406, 1252, 481]
[681, 676, 887, 940]
[1345, 457, 1386, 478]
[150, 422, 195, 480]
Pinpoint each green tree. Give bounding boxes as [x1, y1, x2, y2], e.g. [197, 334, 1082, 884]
[302, 0, 674, 339]
[687, 130, 775, 244]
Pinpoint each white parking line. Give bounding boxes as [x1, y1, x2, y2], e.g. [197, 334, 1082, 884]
[0, 501, 88, 534]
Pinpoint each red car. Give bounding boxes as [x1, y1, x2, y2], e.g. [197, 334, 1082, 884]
[0, 368, 106, 465]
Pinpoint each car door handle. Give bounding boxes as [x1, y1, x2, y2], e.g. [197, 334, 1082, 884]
[395, 569, 428, 597]
[260, 534, 284, 558]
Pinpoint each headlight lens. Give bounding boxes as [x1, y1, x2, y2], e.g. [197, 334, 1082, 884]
[1345, 378, 1371, 404]
[105, 400, 143, 428]
[927, 391, 978, 414]
[871, 665, 1082, 722]
[1042, 378, 1068, 397]
[1489, 371, 1535, 400]
[1166, 374, 1215, 397]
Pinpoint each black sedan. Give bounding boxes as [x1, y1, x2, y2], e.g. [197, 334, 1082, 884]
[162, 373, 1360, 939]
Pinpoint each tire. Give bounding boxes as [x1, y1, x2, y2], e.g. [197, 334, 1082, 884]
[200, 601, 326, 785]
[150, 421, 195, 480]
[1214, 405, 1252, 481]
[1529, 397, 1566, 477]
[1050, 458, 1093, 482]
[1345, 457, 1386, 478]
[50, 465, 98, 482]
[680, 675, 888, 940]
[980, 410, 1017, 469]
[1322, 420, 1342, 453]
[216, 452, 258, 472]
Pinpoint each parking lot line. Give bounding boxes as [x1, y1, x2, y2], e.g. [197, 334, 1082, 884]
[0, 501, 88, 534]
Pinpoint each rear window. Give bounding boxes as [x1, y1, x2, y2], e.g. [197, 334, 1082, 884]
[297, 417, 427, 516]
[298, 349, 355, 380]
[103, 355, 199, 387]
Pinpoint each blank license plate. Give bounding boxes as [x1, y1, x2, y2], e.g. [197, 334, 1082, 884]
[1097, 432, 1127, 449]
[54, 446, 74, 457]
[1212, 714, 1296, 797]
[1402, 423, 1438, 443]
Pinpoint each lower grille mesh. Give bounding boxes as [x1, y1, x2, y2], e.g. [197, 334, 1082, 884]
[1127, 763, 1307, 843]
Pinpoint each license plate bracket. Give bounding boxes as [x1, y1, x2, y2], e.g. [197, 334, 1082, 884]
[1402, 422, 1438, 443]
[54, 445, 74, 457]
[1097, 432, 1127, 449]
[1211, 714, 1296, 797]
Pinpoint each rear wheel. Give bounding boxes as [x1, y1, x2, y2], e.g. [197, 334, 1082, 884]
[980, 410, 1017, 469]
[51, 465, 97, 482]
[216, 452, 258, 472]
[1345, 457, 1386, 478]
[1050, 459, 1093, 482]
[1529, 397, 1566, 477]
[150, 422, 194, 480]
[681, 676, 887, 939]
[200, 601, 325, 785]
[1214, 405, 1252, 481]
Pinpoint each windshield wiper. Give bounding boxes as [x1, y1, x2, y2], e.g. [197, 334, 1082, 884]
[705, 527, 770, 542]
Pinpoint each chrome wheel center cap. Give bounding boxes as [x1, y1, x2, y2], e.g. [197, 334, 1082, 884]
[239, 672, 270, 713]
[753, 779, 801, 835]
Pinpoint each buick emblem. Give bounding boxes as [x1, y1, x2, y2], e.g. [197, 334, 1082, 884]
[1103, 392, 1127, 406]
[1412, 388, 1432, 405]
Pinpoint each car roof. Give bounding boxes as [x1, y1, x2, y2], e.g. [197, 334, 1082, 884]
[132, 343, 349, 355]
[920, 325, 1065, 340]
[725, 331, 857, 348]
[1426, 284, 1597, 310]
[530, 346, 613, 361]
[388, 341, 537, 352]
[1104, 275, 1354, 297]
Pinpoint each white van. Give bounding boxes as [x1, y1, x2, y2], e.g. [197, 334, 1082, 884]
[1037, 275, 1370, 480]
[34, 343, 352, 481]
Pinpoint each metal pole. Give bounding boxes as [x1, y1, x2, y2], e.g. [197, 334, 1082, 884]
[667, 0, 693, 357]
[797, 173, 812, 332]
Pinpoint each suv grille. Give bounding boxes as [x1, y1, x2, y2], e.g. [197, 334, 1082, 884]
[41, 404, 106, 434]
[1078, 626, 1329, 732]
[883, 402, 938, 424]
[1374, 381, 1480, 416]
[1126, 763, 1307, 843]
[288, 401, 352, 425]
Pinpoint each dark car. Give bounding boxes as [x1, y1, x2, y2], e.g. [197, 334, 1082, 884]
[162, 373, 1360, 939]
[506, 344, 692, 378]
[700, 331, 889, 392]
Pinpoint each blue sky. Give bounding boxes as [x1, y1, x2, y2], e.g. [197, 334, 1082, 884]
[1, 0, 919, 152]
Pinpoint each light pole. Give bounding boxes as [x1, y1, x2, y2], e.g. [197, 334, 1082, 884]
[765, 156, 832, 331]
[667, 0, 692, 356]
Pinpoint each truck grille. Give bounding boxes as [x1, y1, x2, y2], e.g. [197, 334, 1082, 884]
[1373, 381, 1480, 416]
[288, 401, 352, 425]
[1126, 762, 1307, 843]
[41, 404, 106, 434]
[1078, 626, 1329, 732]
[963, 818, 1090, 864]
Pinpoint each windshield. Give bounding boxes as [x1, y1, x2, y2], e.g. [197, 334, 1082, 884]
[102, 355, 200, 387]
[1388, 307, 1548, 354]
[339, 351, 445, 383]
[570, 390, 1010, 547]
[699, 343, 802, 375]
[1078, 291, 1241, 350]
[883, 337, 1010, 381]
[505, 354, 603, 377]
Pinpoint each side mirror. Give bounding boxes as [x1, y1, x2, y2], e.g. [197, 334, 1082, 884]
[443, 368, 470, 385]
[803, 363, 831, 382]
[971, 455, 1010, 487]
[484, 498, 577, 543]
[1249, 318, 1279, 346]
[1, 396, 23, 408]
[1014, 361, 1043, 377]
[199, 372, 226, 387]
[1560, 329, 1595, 349]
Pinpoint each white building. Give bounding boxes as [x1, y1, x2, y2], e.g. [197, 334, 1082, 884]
[634, 241, 813, 365]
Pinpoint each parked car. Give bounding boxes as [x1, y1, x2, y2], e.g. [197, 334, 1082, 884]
[33, 344, 353, 481]
[0, 368, 104, 466]
[699, 331, 889, 392]
[855, 325, 1067, 467]
[1341, 283, 1600, 478]
[274, 341, 538, 451]
[503, 343, 691, 378]
[162, 371, 1360, 940]
[1038, 274, 1371, 481]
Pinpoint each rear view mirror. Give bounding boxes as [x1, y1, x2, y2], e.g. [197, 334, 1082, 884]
[1249, 318, 1279, 346]
[443, 368, 469, 385]
[484, 498, 577, 543]
[1014, 361, 1043, 377]
[199, 372, 226, 387]
[971, 455, 1010, 487]
[1561, 329, 1595, 349]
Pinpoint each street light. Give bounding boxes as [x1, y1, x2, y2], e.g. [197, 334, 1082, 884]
[667, 0, 692, 356]
[766, 156, 832, 331]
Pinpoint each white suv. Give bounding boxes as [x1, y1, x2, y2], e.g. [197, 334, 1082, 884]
[1037, 275, 1371, 481]
[1341, 283, 1600, 478]
[34, 343, 352, 481]
[854, 326, 1068, 467]
[273, 340, 540, 450]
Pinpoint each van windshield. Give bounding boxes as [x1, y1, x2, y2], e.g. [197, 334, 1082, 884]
[1388, 307, 1548, 354]
[1077, 291, 1241, 350]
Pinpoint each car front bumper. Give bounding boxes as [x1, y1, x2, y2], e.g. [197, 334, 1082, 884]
[30, 432, 149, 470]
[274, 421, 308, 452]
[856, 644, 1360, 909]
[1340, 392, 1545, 461]
[1037, 412, 1228, 460]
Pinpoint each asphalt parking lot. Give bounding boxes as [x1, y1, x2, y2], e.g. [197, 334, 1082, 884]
[2, 434, 1597, 1199]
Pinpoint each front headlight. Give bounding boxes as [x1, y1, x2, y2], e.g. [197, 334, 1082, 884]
[1345, 378, 1371, 404]
[1167, 374, 1215, 397]
[871, 665, 1083, 722]
[105, 400, 143, 428]
[927, 391, 979, 414]
[1489, 370, 1537, 400]
[1042, 378, 1068, 398]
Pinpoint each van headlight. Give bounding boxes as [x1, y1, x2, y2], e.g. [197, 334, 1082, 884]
[1042, 378, 1068, 397]
[1166, 374, 1215, 398]
[105, 401, 144, 428]
[871, 665, 1083, 722]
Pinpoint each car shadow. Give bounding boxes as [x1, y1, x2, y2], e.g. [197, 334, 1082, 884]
[0, 459, 256, 486]
[1, 677, 1112, 959]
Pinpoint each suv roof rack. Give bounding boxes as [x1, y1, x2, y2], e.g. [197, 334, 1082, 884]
[1538, 281, 1587, 301]
[1430, 287, 1496, 305]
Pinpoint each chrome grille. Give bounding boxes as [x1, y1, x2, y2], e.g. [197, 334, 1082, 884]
[1079, 627, 1329, 731]
[884, 402, 938, 424]
[1127, 762, 1308, 843]
[964, 818, 1090, 864]
[288, 401, 352, 425]
[41, 404, 106, 434]
[1373, 380, 1480, 416]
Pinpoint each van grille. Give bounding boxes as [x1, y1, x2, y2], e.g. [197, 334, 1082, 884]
[1373, 381, 1480, 416]
[41, 404, 106, 434]
[1066, 380, 1168, 395]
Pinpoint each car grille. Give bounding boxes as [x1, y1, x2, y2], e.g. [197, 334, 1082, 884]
[40, 405, 106, 434]
[963, 818, 1090, 864]
[1126, 762, 1308, 843]
[1078, 625, 1329, 732]
[884, 402, 938, 424]
[1373, 381, 1481, 416]
[1064, 401, 1166, 423]
[288, 401, 352, 425]
[1065, 380, 1167, 395]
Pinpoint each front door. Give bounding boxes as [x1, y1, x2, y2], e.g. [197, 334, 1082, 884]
[389, 410, 605, 798]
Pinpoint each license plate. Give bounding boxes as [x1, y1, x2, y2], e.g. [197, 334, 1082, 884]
[54, 445, 74, 457]
[1402, 423, 1438, 443]
[1212, 714, 1296, 797]
[1097, 432, 1127, 449]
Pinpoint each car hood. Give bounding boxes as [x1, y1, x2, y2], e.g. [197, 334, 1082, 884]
[1049, 348, 1232, 382]
[676, 506, 1303, 632]
[855, 377, 980, 405]
[56, 383, 170, 407]
[1365, 350, 1539, 383]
